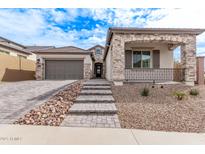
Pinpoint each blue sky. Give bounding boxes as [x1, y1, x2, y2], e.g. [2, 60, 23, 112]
[0, 8, 204, 59]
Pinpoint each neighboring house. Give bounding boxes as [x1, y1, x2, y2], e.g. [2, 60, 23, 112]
[32, 46, 93, 80]
[0, 37, 36, 81]
[104, 28, 205, 86]
[0, 36, 35, 60]
[88, 45, 105, 78]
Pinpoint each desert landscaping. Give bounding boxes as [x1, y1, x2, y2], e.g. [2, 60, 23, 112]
[112, 83, 205, 133]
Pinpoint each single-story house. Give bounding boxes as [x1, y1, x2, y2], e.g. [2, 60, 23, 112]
[0, 36, 35, 60]
[104, 28, 205, 86]
[33, 27, 205, 86]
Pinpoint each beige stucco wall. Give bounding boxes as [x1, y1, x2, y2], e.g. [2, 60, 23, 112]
[0, 53, 35, 81]
[125, 42, 173, 68]
[36, 54, 93, 79]
[27, 53, 37, 61]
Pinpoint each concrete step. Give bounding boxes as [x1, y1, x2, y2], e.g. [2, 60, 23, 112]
[80, 90, 112, 95]
[83, 86, 111, 90]
[69, 103, 117, 114]
[83, 79, 111, 87]
[75, 95, 115, 103]
[83, 83, 111, 86]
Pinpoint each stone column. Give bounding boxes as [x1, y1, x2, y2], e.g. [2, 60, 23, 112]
[84, 63, 91, 79]
[181, 36, 196, 86]
[35, 56, 44, 80]
[111, 35, 125, 85]
[196, 56, 204, 85]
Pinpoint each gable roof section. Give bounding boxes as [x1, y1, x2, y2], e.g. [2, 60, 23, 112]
[0, 36, 31, 55]
[87, 45, 105, 50]
[32, 46, 91, 54]
[26, 46, 55, 52]
[104, 27, 205, 60]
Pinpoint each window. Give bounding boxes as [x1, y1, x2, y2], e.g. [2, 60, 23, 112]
[95, 48, 102, 55]
[133, 51, 150, 68]
[0, 50, 10, 55]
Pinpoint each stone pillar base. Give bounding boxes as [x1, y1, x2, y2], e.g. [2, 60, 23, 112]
[113, 81, 123, 86]
[184, 81, 195, 86]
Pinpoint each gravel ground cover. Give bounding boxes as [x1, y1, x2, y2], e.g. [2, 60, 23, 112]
[112, 83, 205, 133]
[14, 81, 83, 126]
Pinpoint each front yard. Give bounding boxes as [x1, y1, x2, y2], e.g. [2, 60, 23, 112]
[112, 83, 205, 133]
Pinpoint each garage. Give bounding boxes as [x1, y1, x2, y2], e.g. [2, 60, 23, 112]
[45, 60, 84, 80]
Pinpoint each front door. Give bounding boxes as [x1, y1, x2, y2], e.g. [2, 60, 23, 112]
[95, 63, 102, 78]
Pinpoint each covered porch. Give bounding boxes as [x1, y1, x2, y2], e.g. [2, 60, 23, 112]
[124, 41, 185, 83]
[104, 28, 205, 86]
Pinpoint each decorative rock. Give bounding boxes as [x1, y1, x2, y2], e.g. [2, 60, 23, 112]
[14, 81, 83, 126]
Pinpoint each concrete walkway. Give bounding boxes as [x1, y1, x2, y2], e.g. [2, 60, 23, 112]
[0, 124, 205, 145]
[61, 79, 120, 128]
[0, 80, 76, 124]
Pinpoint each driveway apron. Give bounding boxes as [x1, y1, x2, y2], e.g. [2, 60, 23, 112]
[0, 80, 75, 124]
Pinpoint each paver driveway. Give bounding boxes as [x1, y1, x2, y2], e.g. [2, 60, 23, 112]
[0, 80, 76, 124]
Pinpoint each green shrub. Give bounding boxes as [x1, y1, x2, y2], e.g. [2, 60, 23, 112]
[141, 87, 149, 96]
[173, 91, 186, 100]
[189, 89, 199, 96]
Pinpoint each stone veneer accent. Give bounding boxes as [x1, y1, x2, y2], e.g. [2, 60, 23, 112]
[89, 45, 106, 78]
[110, 33, 197, 85]
[84, 63, 92, 79]
[35, 57, 44, 80]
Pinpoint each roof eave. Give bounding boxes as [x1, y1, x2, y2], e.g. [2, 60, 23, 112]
[33, 51, 92, 55]
[103, 27, 205, 60]
[109, 27, 205, 35]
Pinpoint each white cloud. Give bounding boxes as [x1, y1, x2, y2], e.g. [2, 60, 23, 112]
[88, 8, 153, 27]
[0, 9, 106, 48]
[0, 9, 45, 38]
[0, 8, 204, 53]
[145, 8, 205, 56]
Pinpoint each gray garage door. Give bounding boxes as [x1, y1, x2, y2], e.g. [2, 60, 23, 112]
[45, 60, 84, 80]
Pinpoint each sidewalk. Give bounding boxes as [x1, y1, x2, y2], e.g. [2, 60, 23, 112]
[0, 124, 205, 145]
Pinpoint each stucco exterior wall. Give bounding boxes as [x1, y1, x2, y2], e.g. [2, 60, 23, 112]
[35, 54, 92, 80]
[27, 53, 37, 61]
[0, 53, 35, 81]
